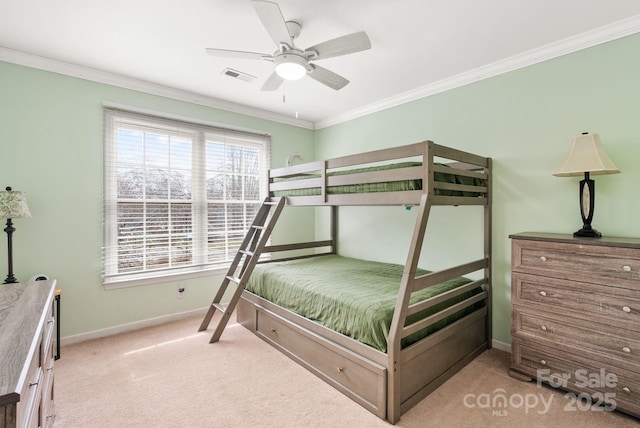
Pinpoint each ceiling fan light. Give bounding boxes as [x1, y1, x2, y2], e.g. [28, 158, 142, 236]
[274, 54, 307, 80]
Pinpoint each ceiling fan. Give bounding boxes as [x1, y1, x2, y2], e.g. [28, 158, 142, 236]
[206, 0, 371, 91]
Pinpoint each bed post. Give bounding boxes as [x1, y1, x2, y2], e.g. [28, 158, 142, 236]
[387, 192, 432, 423]
[387, 141, 433, 423]
[330, 205, 337, 255]
[484, 158, 492, 348]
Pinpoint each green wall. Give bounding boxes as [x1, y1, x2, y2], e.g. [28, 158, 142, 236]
[0, 61, 314, 339]
[315, 33, 640, 346]
[2, 32, 639, 345]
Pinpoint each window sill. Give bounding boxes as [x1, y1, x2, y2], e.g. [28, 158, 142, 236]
[103, 265, 229, 289]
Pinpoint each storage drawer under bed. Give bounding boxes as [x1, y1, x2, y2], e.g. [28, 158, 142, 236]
[254, 306, 387, 419]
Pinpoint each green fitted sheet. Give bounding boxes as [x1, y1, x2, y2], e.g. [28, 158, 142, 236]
[245, 255, 483, 352]
[272, 162, 484, 197]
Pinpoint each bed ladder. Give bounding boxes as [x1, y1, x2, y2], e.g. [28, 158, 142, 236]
[198, 196, 285, 343]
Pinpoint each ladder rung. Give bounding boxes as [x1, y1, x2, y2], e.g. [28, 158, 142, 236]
[212, 303, 227, 313]
[226, 275, 241, 284]
[200, 196, 284, 342]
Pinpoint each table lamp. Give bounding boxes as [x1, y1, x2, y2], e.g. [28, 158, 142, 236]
[0, 186, 31, 283]
[553, 133, 620, 238]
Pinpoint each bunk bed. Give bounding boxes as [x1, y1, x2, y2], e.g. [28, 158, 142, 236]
[202, 140, 492, 424]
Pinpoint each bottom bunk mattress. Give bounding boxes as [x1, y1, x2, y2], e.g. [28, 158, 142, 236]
[245, 255, 483, 352]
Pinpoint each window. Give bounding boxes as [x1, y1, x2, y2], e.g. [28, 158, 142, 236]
[103, 109, 270, 287]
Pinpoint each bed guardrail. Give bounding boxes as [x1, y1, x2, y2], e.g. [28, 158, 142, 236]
[268, 141, 490, 206]
[402, 258, 489, 342]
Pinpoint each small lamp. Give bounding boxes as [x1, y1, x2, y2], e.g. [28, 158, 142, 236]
[0, 187, 31, 284]
[553, 133, 620, 238]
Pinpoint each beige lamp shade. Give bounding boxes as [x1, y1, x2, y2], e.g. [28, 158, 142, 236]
[0, 187, 32, 219]
[553, 133, 620, 177]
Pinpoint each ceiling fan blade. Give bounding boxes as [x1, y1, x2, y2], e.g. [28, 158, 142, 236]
[205, 48, 271, 61]
[252, 1, 292, 47]
[261, 71, 284, 91]
[306, 31, 371, 60]
[307, 64, 349, 90]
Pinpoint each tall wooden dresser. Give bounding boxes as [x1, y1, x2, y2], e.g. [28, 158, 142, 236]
[0, 280, 56, 428]
[510, 232, 640, 417]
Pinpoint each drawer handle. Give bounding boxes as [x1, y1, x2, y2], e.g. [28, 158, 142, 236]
[271, 328, 276, 333]
[539, 291, 547, 297]
[622, 386, 631, 393]
[540, 359, 547, 366]
[623, 346, 631, 353]
[540, 256, 547, 262]
[623, 265, 632, 272]
[337, 367, 344, 373]
[623, 306, 632, 313]
[29, 381, 39, 388]
[540, 325, 547, 331]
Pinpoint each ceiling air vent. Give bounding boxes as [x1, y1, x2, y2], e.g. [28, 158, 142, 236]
[221, 68, 256, 83]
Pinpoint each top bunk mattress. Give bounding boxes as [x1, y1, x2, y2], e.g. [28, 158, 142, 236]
[271, 162, 484, 197]
[245, 254, 483, 352]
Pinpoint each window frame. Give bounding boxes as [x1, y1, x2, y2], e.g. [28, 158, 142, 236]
[103, 108, 270, 288]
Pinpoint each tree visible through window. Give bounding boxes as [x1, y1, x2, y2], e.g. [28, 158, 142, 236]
[103, 109, 270, 286]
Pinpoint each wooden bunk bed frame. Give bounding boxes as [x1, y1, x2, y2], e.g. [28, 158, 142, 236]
[203, 140, 492, 424]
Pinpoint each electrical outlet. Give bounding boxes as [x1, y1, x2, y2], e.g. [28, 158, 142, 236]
[178, 282, 185, 298]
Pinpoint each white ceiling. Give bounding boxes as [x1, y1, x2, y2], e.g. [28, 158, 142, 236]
[2, 0, 640, 128]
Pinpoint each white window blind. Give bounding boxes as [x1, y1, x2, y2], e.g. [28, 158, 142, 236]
[103, 108, 270, 286]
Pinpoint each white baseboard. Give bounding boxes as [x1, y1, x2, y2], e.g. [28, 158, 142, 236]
[60, 307, 208, 346]
[61, 307, 515, 353]
[491, 339, 512, 353]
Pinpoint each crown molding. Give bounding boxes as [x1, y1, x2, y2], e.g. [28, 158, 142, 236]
[3, 13, 640, 132]
[0, 46, 315, 130]
[314, 14, 640, 130]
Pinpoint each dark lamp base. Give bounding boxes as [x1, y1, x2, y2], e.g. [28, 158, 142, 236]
[2, 275, 18, 284]
[574, 173, 602, 239]
[574, 227, 602, 238]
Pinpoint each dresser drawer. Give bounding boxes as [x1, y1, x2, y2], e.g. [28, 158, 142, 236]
[41, 300, 55, 364]
[512, 239, 640, 289]
[41, 373, 55, 428]
[513, 308, 640, 372]
[512, 273, 640, 330]
[512, 339, 640, 416]
[256, 307, 386, 418]
[16, 344, 42, 428]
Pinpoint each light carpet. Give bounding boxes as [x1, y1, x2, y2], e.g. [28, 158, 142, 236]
[53, 314, 639, 427]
